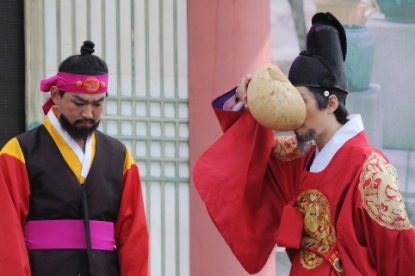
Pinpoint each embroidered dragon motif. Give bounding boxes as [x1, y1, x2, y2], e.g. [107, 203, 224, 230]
[297, 189, 336, 269]
[359, 152, 412, 230]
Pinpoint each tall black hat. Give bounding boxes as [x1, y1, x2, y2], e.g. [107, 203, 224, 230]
[288, 12, 348, 98]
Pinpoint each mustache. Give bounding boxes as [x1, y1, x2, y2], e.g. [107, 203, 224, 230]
[295, 124, 318, 154]
[74, 119, 95, 125]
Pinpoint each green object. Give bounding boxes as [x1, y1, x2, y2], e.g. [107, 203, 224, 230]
[344, 25, 375, 92]
[377, 0, 415, 23]
[27, 121, 41, 131]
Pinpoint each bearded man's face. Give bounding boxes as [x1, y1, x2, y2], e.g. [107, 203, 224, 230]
[56, 92, 105, 141]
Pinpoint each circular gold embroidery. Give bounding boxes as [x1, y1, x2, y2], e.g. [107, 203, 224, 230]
[359, 152, 412, 230]
[271, 136, 301, 161]
[297, 190, 336, 269]
[271, 136, 315, 161]
[84, 77, 100, 93]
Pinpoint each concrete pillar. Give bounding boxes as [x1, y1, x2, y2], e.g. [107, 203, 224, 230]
[188, 0, 276, 275]
[366, 18, 415, 150]
[24, 0, 45, 130]
[346, 84, 383, 150]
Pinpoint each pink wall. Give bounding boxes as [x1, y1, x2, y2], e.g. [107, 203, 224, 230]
[188, 0, 275, 275]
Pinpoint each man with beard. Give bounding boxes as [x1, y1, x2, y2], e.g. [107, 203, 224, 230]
[0, 41, 149, 276]
[193, 12, 415, 275]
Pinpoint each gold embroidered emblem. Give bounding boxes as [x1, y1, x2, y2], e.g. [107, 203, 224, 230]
[297, 190, 336, 269]
[271, 136, 315, 161]
[271, 136, 301, 161]
[359, 152, 412, 230]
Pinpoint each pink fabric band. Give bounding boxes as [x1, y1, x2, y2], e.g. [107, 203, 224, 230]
[40, 72, 109, 114]
[40, 72, 108, 94]
[23, 220, 115, 251]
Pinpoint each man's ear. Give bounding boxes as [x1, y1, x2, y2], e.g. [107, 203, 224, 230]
[50, 86, 60, 105]
[327, 94, 339, 114]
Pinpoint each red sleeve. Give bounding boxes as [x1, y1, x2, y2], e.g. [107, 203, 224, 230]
[361, 203, 415, 275]
[115, 158, 150, 276]
[338, 152, 415, 275]
[360, 154, 415, 275]
[194, 108, 287, 274]
[0, 140, 31, 276]
[211, 88, 245, 132]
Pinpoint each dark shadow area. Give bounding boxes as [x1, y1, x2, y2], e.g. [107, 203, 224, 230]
[0, 0, 26, 148]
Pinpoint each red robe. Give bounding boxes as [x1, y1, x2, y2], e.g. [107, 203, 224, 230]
[194, 94, 415, 275]
[0, 113, 149, 276]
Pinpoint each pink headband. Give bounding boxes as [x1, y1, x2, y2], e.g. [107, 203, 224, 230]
[40, 72, 109, 114]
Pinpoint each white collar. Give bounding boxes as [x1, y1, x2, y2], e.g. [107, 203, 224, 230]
[310, 114, 364, 173]
[47, 107, 93, 178]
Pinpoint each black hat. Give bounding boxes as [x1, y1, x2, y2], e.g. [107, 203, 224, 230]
[288, 12, 348, 97]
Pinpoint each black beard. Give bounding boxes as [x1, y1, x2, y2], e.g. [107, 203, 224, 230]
[295, 126, 318, 154]
[59, 114, 100, 141]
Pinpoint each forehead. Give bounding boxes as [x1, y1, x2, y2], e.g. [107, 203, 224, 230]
[295, 86, 313, 98]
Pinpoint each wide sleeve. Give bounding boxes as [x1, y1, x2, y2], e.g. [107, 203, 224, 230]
[115, 148, 150, 276]
[212, 88, 246, 132]
[194, 96, 289, 274]
[338, 151, 415, 275]
[0, 138, 31, 276]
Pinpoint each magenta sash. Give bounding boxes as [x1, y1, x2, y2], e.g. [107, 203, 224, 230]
[23, 220, 115, 251]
